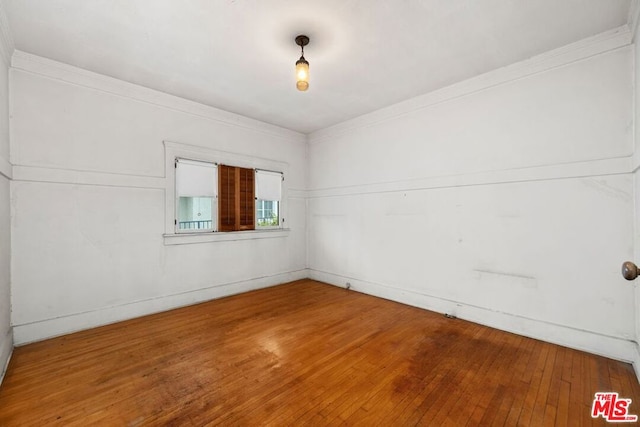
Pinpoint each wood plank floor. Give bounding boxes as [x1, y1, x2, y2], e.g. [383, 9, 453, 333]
[1, 280, 639, 426]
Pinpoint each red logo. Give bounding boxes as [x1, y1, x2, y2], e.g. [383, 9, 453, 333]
[592, 392, 638, 422]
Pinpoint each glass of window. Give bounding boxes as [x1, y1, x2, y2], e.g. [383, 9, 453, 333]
[256, 200, 279, 227]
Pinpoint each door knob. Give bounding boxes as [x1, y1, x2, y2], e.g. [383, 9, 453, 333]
[622, 261, 640, 281]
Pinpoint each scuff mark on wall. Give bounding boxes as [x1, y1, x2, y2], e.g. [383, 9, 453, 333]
[474, 269, 538, 289]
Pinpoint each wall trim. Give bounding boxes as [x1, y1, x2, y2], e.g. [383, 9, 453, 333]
[309, 269, 637, 364]
[11, 164, 307, 198]
[309, 156, 632, 199]
[0, 155, 11, 180]
[309, 26, 632, 145]
[163, 228, 290, 245]
[633, 155, 640, 175]
[629, 0, 640, 42]
[13, 269, 309, 345]
[0, 1, 14, 66]
[0, 328, 13, 386]
[12, 165, 163, 189]
[10, 50, 304, 144]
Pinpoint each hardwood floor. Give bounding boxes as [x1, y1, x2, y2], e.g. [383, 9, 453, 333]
[1, 279, 639, 426]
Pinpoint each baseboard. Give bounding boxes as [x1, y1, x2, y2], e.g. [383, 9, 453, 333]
[13, 268, 637, 375]
[0, 327, 13, 386]
[13, 269, 309, 345]
[309, 269, 637, 364]
[632, 343, 640, 383]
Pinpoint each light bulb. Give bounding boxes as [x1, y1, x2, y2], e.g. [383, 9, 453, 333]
[296, 57, 309, 92]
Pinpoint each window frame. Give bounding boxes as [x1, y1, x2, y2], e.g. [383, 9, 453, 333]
[163, 141, 289, 245]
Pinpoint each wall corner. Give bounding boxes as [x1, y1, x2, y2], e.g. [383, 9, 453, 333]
[0, 326, 13, 386]
[0, 1, 14, 67]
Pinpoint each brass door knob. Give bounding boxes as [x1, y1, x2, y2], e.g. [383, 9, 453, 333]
[622, 261, 640, 281]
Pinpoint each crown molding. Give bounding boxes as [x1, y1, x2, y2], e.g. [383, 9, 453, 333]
[0, 1, 14, 66]
[309, 25, 633, 145]
[10, 50, 305, 144]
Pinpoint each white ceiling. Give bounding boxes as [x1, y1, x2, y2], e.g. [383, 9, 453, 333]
[2, 0, 634, 134]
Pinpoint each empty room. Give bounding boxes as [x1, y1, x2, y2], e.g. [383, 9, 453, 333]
[2, 0, 640, 425]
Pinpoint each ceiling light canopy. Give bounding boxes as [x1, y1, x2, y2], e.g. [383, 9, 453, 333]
[295, 35, 310, 92]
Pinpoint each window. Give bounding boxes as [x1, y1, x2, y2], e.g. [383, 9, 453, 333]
[173, 156, 283, 234]
[255, 170, 282, 228]
[175, 159, 217, 232]
[164, 142, 289, 243]
[256, 200, 278, 226]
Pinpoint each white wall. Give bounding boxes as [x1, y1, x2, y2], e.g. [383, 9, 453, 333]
[9, 52, 307, 344]
[0, 5, 12, 382]
[308, 33, 636, 361]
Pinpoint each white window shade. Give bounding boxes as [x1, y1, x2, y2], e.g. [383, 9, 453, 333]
[255, 170, 282, 201]
[176, 159, 217, 197]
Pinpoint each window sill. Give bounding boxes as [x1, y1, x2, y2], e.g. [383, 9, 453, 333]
[163, 228, 290, 245]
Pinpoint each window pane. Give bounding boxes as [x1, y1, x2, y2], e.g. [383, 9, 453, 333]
[256, 200, 279, 227]
[178, 197, 213, 230]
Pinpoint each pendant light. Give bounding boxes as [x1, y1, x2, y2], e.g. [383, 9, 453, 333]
[295, 35, 310, 91]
